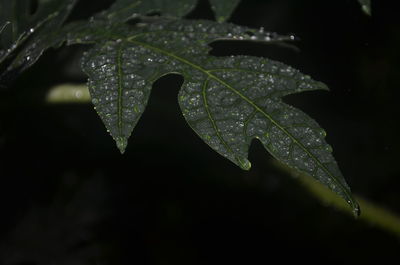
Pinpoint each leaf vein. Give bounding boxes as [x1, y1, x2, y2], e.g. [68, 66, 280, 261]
[116, 43, 124, 136]
[127, 39, 353, 204]
[201, 77, 236, 160]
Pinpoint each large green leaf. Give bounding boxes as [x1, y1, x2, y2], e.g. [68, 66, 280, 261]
[209, 0, 241, 22]
[69, 19, 359, 215]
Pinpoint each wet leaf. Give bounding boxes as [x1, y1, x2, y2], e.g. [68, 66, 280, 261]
[209, 0, 241, 22]
[0, 21, 10, 36]
[0, 0, 242, 83]
[80, 39, 154, 153]
[358, 0, 371, 16]
[0, 0, 31, 48]
[95, 0, 240, 24]
[73, 19, 359, 214]
[0, 0, 77, 83]
[95, 0, 198, 24]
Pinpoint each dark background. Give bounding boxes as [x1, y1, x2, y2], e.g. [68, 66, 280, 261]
[0, 0, 399, 264]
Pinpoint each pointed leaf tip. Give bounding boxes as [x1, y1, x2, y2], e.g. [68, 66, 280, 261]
[350, 199, 361, 218]
[209, 0, 241, 22]
[82, 41, 153, 156]
[358, 0, 371, 16]
[116, 137, 128, 154]
[238, 158, 251, 170]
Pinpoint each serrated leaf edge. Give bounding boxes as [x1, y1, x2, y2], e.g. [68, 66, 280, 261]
[127, 37, 359, 215]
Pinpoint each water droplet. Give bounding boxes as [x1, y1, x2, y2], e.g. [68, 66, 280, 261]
[318, 129, 327, 137]
[325, 144, 333, 152]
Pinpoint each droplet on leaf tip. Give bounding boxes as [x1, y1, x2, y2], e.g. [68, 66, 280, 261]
[238, 158, 251, 170]
[325, 144, 333, 153]
[350, 200, 361, 218]
[116, 137, 128, 154]
[317, 128, 327, 137]
[217, 16, 226, 23]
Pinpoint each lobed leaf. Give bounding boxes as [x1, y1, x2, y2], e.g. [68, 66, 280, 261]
[81, 39, 155, 153]
[73, 19, 359, 215]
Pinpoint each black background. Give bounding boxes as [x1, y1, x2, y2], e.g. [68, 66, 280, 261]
[0, 0, 399, 264]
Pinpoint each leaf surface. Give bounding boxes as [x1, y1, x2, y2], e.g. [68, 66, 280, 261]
[358, 0, 371, 15]
[209, 0, 241, 22]
[95, 0, 240, 24]
[72, 19, 359, 215]
[0, 0, 77, 83]
[96, 0, 198, 24]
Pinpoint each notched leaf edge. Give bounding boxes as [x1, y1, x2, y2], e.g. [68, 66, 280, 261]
[74, 19, 359, 215]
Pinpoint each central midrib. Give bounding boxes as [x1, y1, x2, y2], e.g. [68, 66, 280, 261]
[201, 77, 238, 166]
[127, 38, 355, 207]
[116, 44, 124, 136]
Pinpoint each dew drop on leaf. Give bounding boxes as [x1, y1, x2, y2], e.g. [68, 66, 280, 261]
[75, 17, 358, 214]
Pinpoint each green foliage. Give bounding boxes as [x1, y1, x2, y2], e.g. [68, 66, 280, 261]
[95, 0, 197, 24]
[0, 0, 77, 81]
[209, 0, 241, 22]
[0, 0, 363, 215]
[358, 0, 371, 15]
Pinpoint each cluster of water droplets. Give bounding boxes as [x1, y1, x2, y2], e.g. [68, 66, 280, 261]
[175, 42, 349, 197]
[132, 19, 297, 58]
[71, 13, 356, 208]
[224, 26, 296, 43]
[82, 40, 157, 153]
